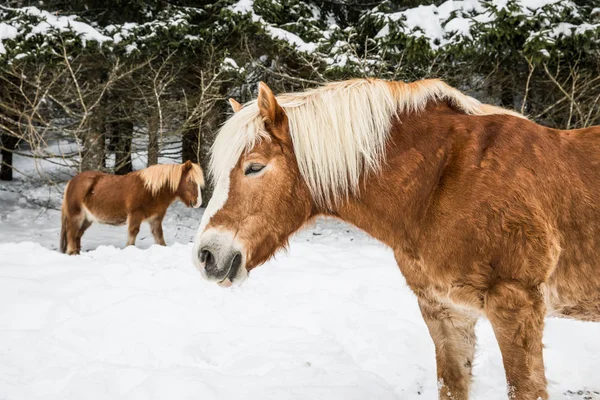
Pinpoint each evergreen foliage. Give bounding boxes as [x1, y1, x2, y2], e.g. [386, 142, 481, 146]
[0, 0, 598, 192]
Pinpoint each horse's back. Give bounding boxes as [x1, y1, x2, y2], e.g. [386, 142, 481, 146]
[560, 126, 600, 188]
[65, 171, 131, 225]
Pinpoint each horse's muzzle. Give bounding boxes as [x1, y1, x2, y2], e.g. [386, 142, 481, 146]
[200, 247, 241, 281]
[194, 229, 247, 286]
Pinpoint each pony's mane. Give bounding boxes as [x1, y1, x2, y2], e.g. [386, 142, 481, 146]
[137, 163, 204, 196]
[211, 78, 524, 207]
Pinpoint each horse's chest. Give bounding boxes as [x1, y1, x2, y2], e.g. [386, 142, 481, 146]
[394, 250, 441, 289]
[394, 249, 485, 313]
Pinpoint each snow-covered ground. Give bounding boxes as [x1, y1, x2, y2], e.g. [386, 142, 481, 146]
[1, 160, 599, 399]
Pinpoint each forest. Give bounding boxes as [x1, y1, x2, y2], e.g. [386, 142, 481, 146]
[1, 0, 599, 203]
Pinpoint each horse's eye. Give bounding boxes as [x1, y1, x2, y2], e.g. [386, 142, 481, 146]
[244, 163, 265, 176]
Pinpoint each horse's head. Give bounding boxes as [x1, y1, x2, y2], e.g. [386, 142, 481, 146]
[193, 83, 316, 287]
[178, 160, 205, 208]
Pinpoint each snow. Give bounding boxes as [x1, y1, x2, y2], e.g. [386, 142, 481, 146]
[395, 5, 447, 44]
[222, 57, 244, 73]
[0, 6, 113, 56]
[518, 0, 564, 12]
[1, 155, 600, 399]
[0, 7, 199, 58]
[373, 0, 587, 49]
[125, 43, 138, 54]
[0, 22, 18, 54]
[229, 0, 318, 54]
[231, 0, 254, 14]
[20, 7, 111, 45]
[548, 22, 600, 38]
[373, 0, 485, 48]
[375, 24, 389, 39]
[265, 26, 317, 53]
[551, 22, 578, 37]
[222, 57, 239, 68]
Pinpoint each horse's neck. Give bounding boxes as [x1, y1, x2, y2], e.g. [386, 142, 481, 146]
[146, 183, 179, 206]
[334, 104, 464, 251]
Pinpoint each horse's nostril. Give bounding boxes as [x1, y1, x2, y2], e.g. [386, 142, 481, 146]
[228, 252, 242, 281]
[200, 249, 212, 264]
[200, 248, 218, 276]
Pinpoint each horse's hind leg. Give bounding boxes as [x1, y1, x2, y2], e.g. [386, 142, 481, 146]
[76, 219, 92, 253]
[126, 213, 142, 247]
[485, 281, 547, 400]
[418, 296, 478, 400]
[65, 212, 84, 255]
[149, 213, 166, 246]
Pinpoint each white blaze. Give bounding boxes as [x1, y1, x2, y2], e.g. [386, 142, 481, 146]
[193, 183, 203, 208]
[192, 172, 231, 269]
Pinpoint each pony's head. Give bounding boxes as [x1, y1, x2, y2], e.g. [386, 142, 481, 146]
[193, 83, 316, 287]
[177, 161, 205, 208]
[193, 78, 521, 287]
[139, 161, 205, 208]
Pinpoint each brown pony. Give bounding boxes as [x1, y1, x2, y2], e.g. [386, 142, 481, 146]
[193, 79, 600, 399]
[61, 160, 204, 254]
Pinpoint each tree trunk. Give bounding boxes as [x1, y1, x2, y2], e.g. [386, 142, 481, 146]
[81, 110, 106, 171]
[111, 120, 133, 175]
[182, 126, 199, 164]
[147, 111, 159, 166]
[181, 78, 228, 206]
[500, 75, 515, 109]
[0, 133, 18, 181]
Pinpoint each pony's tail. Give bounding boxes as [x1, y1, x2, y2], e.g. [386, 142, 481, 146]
[60, 182, 70, 253]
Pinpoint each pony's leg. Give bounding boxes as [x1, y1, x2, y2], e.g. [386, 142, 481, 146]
[126, 214, 142, 246]
[76, 219, 92, 253]
[149, 214, 166, 246]
[485, 281, 547, 400]
[418, 296, 478, 400]
[65, 214, 83, 255]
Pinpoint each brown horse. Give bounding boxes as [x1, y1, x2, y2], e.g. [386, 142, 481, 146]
[193, 79, 600, 399]
[61, 160, 204, 255]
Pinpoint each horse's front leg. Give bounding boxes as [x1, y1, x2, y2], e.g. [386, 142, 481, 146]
[149, 213, 166, 246]
[418, 295, 478, 400]
[126, 213, 142, 246]
[485, 281, 547, 400]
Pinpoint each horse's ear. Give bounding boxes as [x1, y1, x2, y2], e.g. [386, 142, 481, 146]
[183, 160, 193, 171]
[229, 98, 242, 113]
[257, 82, 284, 125]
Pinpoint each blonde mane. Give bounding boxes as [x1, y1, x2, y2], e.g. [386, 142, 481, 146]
[137, 163, 204, 196]
[211, 78, 524, 207]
